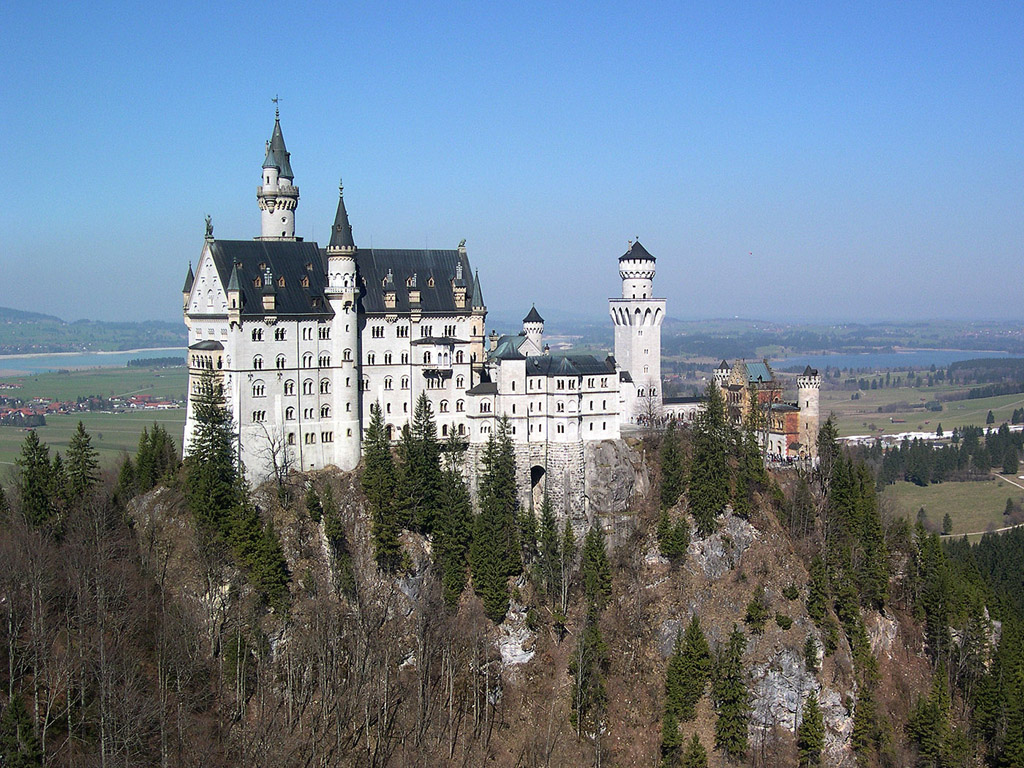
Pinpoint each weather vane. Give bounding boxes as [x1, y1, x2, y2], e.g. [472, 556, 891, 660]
[272, 94, 281, 118]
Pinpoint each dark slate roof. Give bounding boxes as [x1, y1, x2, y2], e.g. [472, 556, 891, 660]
[490, 339, 526, 360]
[619, 239, 655, 262]
[206, 239, 332, 319]
[523, 305, 544, 324]
[227, 263, 240, 291]
[262, 116, 294, 178]
[189, 340, 224, 351]
[802, 365, 819, 376]
[525, 354, 614, 378]
[354, 248, 474, 315]
[770, 403, 799, 413]
[411, 336, 466, 346]
[743, 361, 774, 383]
[664, 396, 703, 404]
[467, 381, 498, 395]
[328, 183, 355, 248]
[182, 263, 195, 293]
[717, 359, 730, 370]
[619, 371, 633, 383]
[472, 269, 485, 309]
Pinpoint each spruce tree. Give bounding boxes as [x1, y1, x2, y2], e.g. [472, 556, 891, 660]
[744, 585, 770, 634]
[184, 370, 240, 534]
[713, 625, 749, 760]
[407, 393, 443, 532]
[797, 694, 825, 767]
[660, 706, 682, 766]
[65, 420, 100, 500]
[581, 523, 612, 610]
[362, 402, 403, 573]
[688, 383, 731, 536]
[15, 431, 53, 528]
[436, 434, 473, 607]
[678, 615, 711, 720]
[305, 485, 322, 523]
[0, 693, 42, 767]
[1005, 446, 1019, 476]
[804, 634, 820, 674]
[660, 420, 685, 510]
[680, 734, 708, 768]
[807, 555, 829, 624]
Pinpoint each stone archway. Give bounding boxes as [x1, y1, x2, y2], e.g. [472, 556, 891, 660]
[530, 464, 546, 511]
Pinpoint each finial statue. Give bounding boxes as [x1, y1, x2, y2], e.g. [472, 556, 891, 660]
[458, 238, 466, 248]
[205, 215, 213, 239]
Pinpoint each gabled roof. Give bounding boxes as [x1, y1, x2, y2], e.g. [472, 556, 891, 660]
[354, 248, 475, 315]
[742, 361, 774, 383]
[490, 339, 526, 360]
[619, 239, 655, 262]
[182, 263, 195, 293]
[523, 305, 544, 324]
[328, 182, 355, 249]
[262, 115, 294, 178]
[525, 354, 615, 377]
[204, 239, 331, 319]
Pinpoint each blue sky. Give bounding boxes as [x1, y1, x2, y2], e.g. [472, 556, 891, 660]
[2, 1, 1022, 324]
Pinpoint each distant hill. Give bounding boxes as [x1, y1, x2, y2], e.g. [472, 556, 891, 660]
[0, 306, 184, 355]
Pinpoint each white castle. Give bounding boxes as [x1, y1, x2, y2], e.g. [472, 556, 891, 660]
[183, 112, 818, 512]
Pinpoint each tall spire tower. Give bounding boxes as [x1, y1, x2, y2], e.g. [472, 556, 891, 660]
[257, 104, 299, 240]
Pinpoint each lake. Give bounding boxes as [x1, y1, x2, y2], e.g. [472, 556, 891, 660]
[772, 349, 1024, 372]
[0, 348, 185, 377]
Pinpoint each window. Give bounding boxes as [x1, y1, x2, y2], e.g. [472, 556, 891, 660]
[343, 348, 352, 362]
[480, 401, 491, 413]
[252, 381, 265, 397]
[303, 379, 314, 395]
[458, 424, 465, 435]
[401, 376, 409, 389]
[303, 407, 314, 419]
[557, 424, 565, 434]
[401, 352, 409, 365]
[423, 352, 431, 364]
[321, 432, 333, 443]
[319, 326, 330, 340]
[511, 404, 516, 414]
[319, 354, 330, 367]
[304, 433, 316, 444]
[456, 375, 464, 389]
[511, 381, 516, 391]
[385, 377, 393, 390]
[456, 399, 464, 412]
[367, 353, 375, 365]
[602, 399, 606, 409]
[346, 403, 352, 412]
[440, 400, 449, 413]
[287, 432, 295, 445]
[285, 407, 295, 420]
[320, 405, 331, 419]
[274, 328, 286, 341]
[252, 410, 266, 423]
[345, 377, 350, 387]
[569, 380, 576, 389]
[276, 354, 286, 369]
[421, 325, 433, 338]
[284, 379, 295, 395]
[253, 355, 263, 370]
[588, 378, 594, 388]
[557, 380, 564, 390]
[442, 424, 448, 436]
[444, 324, 456, 337]
[302, 352, 313, 368]
[320, 379, 331, 394]
[384, 352, 392, 365]
[396, 326, 409, 338]
[252, 328, 263, 341]
[601, 378, 607, 387]
[302, 327, 312, 340]
[456, 351, 464, 364]
[371, 325, 384, 338]
[361, 377, 369, 391]
[557, 402, 565, 413]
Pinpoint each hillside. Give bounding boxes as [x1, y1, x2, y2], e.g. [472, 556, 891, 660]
[0, 305, 183, 354]
[2, 405, 1023, 766]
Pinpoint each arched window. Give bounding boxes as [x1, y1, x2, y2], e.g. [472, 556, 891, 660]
[385, 377, 393, 390]
[401, 376, 409, 389]
[343, 349, 352, 362]
[274, 328, 286, 341]
[276, 354, 286, 369]
[456, 399, 464, 412]
[458, 424, 465, 435]
[253, 355, 263, 370]
[320, 379, 331, 394]
[367, 353, 376, 365]
[440, 400, 449, 413]
[456, 375, 464, 389]
[456, 350, 464, 364]
[481, 401, 491, 413]
[287, 432, 295, 445]
[320, 404, 331, 419]
[284, 379, 295, 395]
[384, 352, 392, 365]
[285, 406, 295, 420]
[303, 379, 314, 395]
[423, 352, 431, 364]
[361, 377, 369, 391]
[302, 352, 313, 368]
[252, 381, 265, 397]
[319, 354, 330, 367]
[252, 328, 263, 342]
[401, 352, 409, 364]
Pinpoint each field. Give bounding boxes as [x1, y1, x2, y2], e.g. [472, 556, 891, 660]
[882, 475, 1024, 539]
[0, 366, 187, 472]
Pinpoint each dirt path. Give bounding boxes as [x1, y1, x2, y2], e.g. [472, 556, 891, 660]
[939, 472, 1024, 538]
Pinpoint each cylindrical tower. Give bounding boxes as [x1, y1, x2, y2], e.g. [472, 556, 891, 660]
[714, 360, 731, 389]
[257, 108, 299, 240]
[325, 181, 361, 470]
[797, 366, 822, 458]
[522, 305, 544, 353]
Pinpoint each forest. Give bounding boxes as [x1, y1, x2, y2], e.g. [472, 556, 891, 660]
[2, 376, 1024, 766]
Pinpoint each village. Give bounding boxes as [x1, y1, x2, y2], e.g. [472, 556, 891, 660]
[0, 385, 182, 427]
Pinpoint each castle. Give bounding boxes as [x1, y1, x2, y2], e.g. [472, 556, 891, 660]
[182, 112, 819, 512]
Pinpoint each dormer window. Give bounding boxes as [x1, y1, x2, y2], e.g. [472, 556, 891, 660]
[427, 276, 435, 288]
[253, 278, 261, 288]
[305, 262, 313, 272]
[301, 275, 309, 288]
[277, 276, 285, 288]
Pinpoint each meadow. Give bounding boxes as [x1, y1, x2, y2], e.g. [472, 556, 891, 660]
[882, 475, 1024, 539]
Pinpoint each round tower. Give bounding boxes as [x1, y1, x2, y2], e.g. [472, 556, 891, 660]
[714, 360, 731, 389]
[797, 366, 822, 459]
[522, 305, 544, 353]
[325, 180, 361, 470]
[257, 107, 300, 240]
[609, 240, 666, 424]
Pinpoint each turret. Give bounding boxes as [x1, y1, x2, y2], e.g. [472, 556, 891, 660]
[714, 360, 731, 388]
[523, 305, 544, 351]
[618, 240, 656, 299]
[797, 366, 821, 459]
[182, 262, 194, 310]
[257, 107, 299, 240]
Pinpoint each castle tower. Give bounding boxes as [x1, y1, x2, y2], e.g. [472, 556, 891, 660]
[797, 366, 822, 459]
[470, 268, 487, 371]
[713, 359, 731, 389]
[257, 107, 300, 240]
[325, 180, 361, 470]
[608, 240, 666, 423]
[522, 305, 544, 353]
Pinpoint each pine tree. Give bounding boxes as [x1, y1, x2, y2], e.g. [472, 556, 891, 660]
[688, 383, 731, 536]
[185, 369, 241, 534]
[660, 420, 685, 510]
[436, 434, 473, 607]
[115, 453, 136, 501]
[581, 523, 612, 609]
[660, 706, 682, 766]
[558, 516, 577, 623]
[744, 585, 770, 634]
[409, 392, 443, 532]
[659, 514, 690, 564]
[804, 634, 820, 674]
[65, 420, 99, 500]
[305, 485, 322, 523]
[797, 694, 825, 767]
[50, 453, 68, 514]
[807, 555, 829, 624]
[1004, 445, 1019, 476]
[519, 505, 538, 567]
[680, 734, 708, 768]
[676, 615, 711, 721]
[0, 693, 42, 767]
[713, 625, 749, 760]
[15, 431, 53, 528]
[362, 402, 403, 573]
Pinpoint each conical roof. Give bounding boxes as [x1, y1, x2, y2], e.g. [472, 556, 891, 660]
[329, 181, 355, 248]
[523, 305, 544, 324]
[262, 115, 294, 178]
[227, 263, 240, 292]
[472, 270, 486, 309]
[619, 239, 655, 262]
[182, 263, 194, 293]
